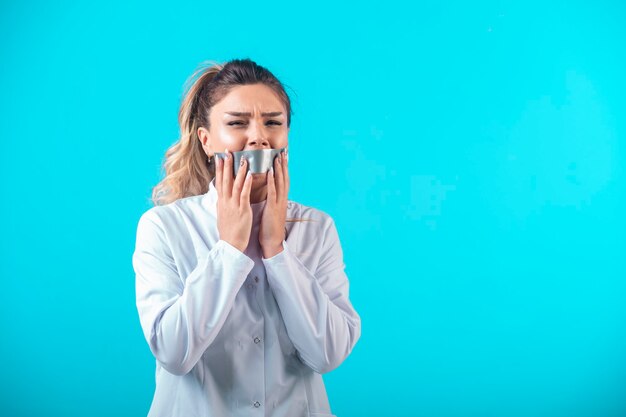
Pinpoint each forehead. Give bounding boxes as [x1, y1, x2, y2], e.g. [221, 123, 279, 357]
[213, 83, 285, 113]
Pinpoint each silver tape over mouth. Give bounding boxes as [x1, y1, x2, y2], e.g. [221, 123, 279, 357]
[214, 147, 287, 177]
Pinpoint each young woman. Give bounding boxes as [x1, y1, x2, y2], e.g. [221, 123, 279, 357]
[132, 58, 361, 417]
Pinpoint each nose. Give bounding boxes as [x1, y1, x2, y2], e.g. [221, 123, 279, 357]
[245, 138, 270, 150]
[244, 122, 271, 150]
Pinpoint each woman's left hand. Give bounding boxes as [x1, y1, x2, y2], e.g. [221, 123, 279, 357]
[260, 149, 289, 258]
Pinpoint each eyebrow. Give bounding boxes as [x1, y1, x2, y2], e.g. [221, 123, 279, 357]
[225, 111, 284, 117]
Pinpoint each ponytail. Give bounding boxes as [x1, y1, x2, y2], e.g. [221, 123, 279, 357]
[151, 61, 223, 206]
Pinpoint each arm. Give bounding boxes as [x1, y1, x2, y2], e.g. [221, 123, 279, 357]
[132, 210, 255, 376]
[262, 217, 361, 374]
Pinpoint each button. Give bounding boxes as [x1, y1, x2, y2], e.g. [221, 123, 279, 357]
[254, 336, 261, 344]
[253, 401, 261, 408]
[254, 276, 259, 283]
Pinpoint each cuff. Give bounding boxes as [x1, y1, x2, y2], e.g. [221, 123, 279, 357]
[261, 240, 288, 263]
[215, 239, 255, 271]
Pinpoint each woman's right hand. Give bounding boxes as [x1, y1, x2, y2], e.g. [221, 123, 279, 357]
[215, 149, 253, 253]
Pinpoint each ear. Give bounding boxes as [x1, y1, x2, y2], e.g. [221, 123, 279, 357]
[197, 127, 212, 155]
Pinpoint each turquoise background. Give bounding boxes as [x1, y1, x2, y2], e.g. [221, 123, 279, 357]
[1, 1, 625, 416]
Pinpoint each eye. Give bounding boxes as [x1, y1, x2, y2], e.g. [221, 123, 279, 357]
[267, 120, 282, 126]
[227, 121, 245, 126]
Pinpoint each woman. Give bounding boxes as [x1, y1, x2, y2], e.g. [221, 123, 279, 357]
[132, 58, 361, 417]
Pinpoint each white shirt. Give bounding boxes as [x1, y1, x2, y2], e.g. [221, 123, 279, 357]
[132, 177, 361, 417]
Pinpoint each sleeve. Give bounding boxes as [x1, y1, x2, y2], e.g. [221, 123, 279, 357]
[132, 210, 255, 376]
[261, 216, 362, 374]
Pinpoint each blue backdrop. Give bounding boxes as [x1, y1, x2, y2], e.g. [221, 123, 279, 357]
[1, 1, 625, 416]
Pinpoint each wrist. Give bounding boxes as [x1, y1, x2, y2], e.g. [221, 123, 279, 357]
[262, 242, 284, 259]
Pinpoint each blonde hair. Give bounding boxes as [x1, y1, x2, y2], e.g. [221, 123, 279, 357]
[151, 58, 313, 227]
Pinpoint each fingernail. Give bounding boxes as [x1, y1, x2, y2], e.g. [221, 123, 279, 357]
[240, 157, 244, 167]
[246, 170, 251, 179]
[225, 148, 230, 158]
[270, 166, 274, 175]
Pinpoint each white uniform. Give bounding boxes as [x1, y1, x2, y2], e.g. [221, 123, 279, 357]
[132, 177, 361, 417]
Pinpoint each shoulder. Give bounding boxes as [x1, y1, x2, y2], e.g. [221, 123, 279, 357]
[288, 199, 334, 224]
[286, 200, 344, 263]
[135, 194, 206, 231]
[287, 199, 339, 243]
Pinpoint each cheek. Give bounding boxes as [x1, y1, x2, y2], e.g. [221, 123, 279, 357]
[214, 127, 247, 150]
[276, 131, 289, 145]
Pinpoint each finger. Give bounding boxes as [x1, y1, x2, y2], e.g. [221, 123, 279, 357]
[267, 166, 276, 203]
[215, 154, 223, 197]
[274, 152, 285, 201]
[232, 157, 248, 201]
[240, 167, 252, 207]
[283, 150, 290, 200]
[223, 148, 233, 199]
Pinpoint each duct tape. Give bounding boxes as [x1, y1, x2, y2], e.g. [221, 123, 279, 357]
[214, 147, 287, 177]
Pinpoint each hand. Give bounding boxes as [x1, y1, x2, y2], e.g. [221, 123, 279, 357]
[215, 149, 253, 253]
[260, 149, 290, 258]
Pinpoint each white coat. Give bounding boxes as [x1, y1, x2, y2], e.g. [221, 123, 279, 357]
[132, 177, 361, 417]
